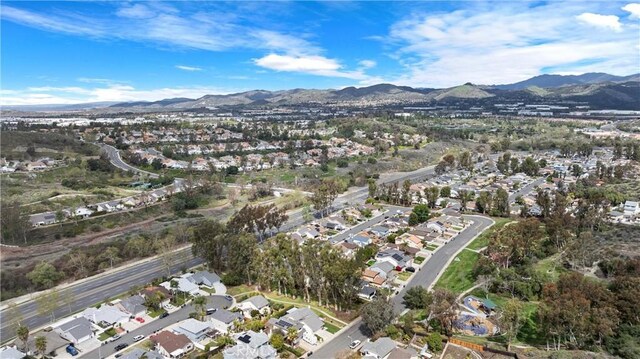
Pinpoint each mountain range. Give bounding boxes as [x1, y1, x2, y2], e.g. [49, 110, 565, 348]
[3, 72, 639, 112]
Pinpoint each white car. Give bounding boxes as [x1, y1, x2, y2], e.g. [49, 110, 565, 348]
[349, 339, 361, 349]
[133, 335, 144, 342]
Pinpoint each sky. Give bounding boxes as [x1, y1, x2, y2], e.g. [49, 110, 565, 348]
[1, 1, 639, 105]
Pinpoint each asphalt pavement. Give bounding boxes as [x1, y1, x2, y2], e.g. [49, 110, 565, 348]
[309, 215, 495, 358]
[99, 144, 159, 178]
[82, 295, 232, 359]
[0, 163, 434, 344]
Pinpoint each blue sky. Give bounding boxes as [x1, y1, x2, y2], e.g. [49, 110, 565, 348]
[1, 1, 639, 105]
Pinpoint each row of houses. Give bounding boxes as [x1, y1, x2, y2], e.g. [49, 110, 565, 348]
[0, 157, 61, 173]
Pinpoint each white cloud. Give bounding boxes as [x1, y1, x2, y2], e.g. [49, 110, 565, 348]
[254, 54, 368, 80]
[622, 3, 640, 18]
[358, 60, 377, 69]
[1, 4, 374, 83]
[384, 2, 639, 87]
[576, 13, 622, 32]
[175, 65, 203, 72]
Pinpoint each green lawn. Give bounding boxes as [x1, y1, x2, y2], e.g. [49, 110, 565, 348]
[324, 322, 341, 334]
[532, 253, 567, 282]
[466, 217, 513, 251]
[434, 250, 479, 294]
[424, 244, 439, 251]
[147, 307, 166, 318]
[227, 284, 255, 296]
[414, 256, 426, 264]
[97, 328, 117, 341]
[397, 272, 412, 281]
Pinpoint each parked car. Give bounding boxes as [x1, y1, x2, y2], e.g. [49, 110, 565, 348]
[133, 335, 144, 342]
[114, 343, 128, 351]
[66, 345, 79, 356]
[106, 334, 121, 343]
[160, 312, 170, 319]
[135, 317, 145, 323]
[349, 339, 361, 349]
[405, 267, 416, 272]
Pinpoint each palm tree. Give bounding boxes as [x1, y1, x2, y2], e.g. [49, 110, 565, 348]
[193, 296, 207, 320]
[285, 327, 298, 345]
[16, 325, 29, 353]
[35, 336, 47, 358]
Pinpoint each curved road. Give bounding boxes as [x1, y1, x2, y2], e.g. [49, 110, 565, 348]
[99, 144, 159, 178]
[310, 215, 495, 358]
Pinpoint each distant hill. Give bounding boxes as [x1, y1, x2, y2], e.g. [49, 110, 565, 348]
[493, 72, 640, 90]
[5, 72, 638, 112]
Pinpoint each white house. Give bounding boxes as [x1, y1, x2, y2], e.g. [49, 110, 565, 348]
[82, 305, 129, 326]
[55, 317, 94, 344]
[174, 318, 212, 342]
[623, 200, 639, 215]
[237, 295, 271, 318]
[360, 337, 397, 359]
[208, 309, 243, 334]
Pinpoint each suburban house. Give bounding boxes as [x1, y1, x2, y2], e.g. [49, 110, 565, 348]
[82, 305, 129, 326]
[360, 337, 397, 359]
[362, 268, 386, 287]
[267, 307, 324, 345]
[237, 295, 271, 318]
[0, 347, 24, 359]
[208, 309, 243, 334]
[116, 295, 147, 317]
[150, 331, 194, 358]
[55, 317, 94, 344]
[375, 249, 412, 269]
[161, 276, 200, 296]
[187, 270, 222, 288]
[395, 233, 423, 249]
[120, 348, 165, 359]
[623, 200, 640, 215]
[223, 331, 277, 359]
[73, 207, 93, 219]
[141, 286, 172, 306]
[358, 285, 377, 301]
[350, 233, 373, 247]
[174, 318, 212, 342]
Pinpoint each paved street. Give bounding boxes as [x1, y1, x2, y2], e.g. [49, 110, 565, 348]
[0, 163, 434, 344]
[0, 247, 203, 343]
[309, 215, 495, 358]
[99, 143, 159, 178]
[509, 177, 544, 202]
[83, 295, 232, 359]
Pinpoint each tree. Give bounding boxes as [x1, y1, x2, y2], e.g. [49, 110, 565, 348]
[458, 190, 474, 212]
[193, 296, 207, 320]
[151, 158, 163, 170]
[475, 191, 492, 214]
[426, 332, 443, 352]
[440, 186, 451, 198]
[61, 289, 76, 314]
[227, 204, 288, 240]
[367, 178, 377, 198]
[435, 161, 447, 175]
[430, 288, 457, 336]
[500, 298, 525, 351]
[0, 201, 30, 245]
[310, 179, 340, 217]
[361, 297, 394, 335]
[411, 204, 431, 224]
[102, 246, 120, 269]
[425, 187, 440, 208]
[27, 262, 63, 289]
[16, 324, 29, 353]
[35, 336, 47, 358]
[403, 286, 433, 310]
[35, 289, 59, 323]
[191, 220, 227, 272]
[155, 235, 177, 277]
[458, 151, 472, 170]
[270, 333, 285, 351]
[520, 157, 539, 176]
[285, 327, 298, 344]
[492, 188, 510, 217]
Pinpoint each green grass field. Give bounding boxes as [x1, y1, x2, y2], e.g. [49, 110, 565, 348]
[466, 217, 513, 251]
[434, 250, 479, 294]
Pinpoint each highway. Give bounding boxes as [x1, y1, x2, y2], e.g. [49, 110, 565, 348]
[309, 215, 495, 358]
[0, 163, 436, 344]
[0, 247, 202, 343]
